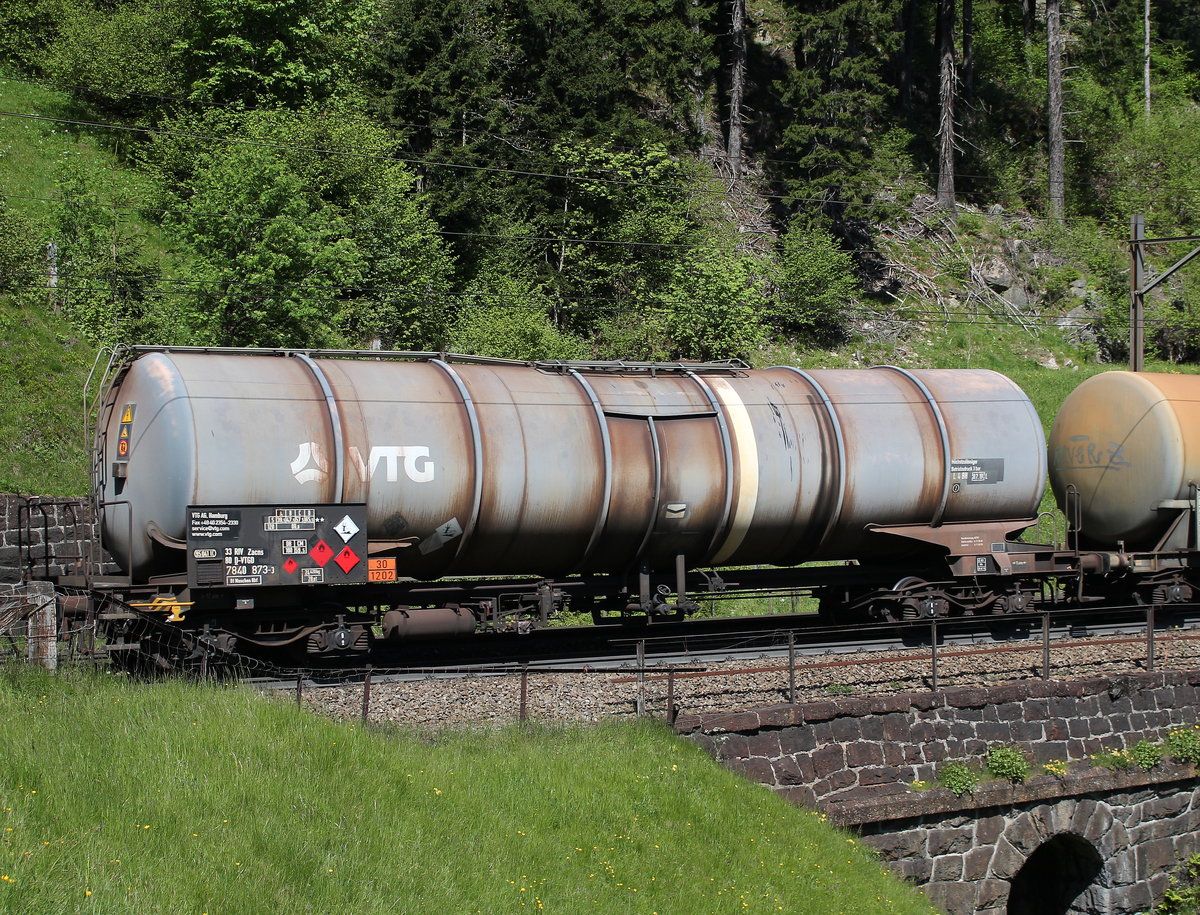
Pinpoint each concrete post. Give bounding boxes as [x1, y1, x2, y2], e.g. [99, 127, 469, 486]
[24, 581, 57, 671]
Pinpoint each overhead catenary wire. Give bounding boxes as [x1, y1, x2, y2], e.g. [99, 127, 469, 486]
[0, 71, 1179, 196]
[1, 79, 1190, 347]
[7, 276, 1170, 336]
[0, 105, 1162, 234]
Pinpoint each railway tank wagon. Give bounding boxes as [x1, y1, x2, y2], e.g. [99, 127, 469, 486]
[1049, 371, 1200, 604]
[89, 347, 1048, 655]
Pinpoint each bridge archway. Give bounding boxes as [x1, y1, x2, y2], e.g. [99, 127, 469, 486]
[1007, 832, 1105, 915]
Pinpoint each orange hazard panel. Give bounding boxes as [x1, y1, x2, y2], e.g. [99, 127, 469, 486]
[368, 557, 397, 582]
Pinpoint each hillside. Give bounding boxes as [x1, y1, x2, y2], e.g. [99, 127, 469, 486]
[3, 0, 1200, 491]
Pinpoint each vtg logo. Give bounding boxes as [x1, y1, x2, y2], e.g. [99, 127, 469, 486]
[291, 442, 436, 485]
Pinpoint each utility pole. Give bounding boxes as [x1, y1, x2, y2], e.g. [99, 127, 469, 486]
[1128, 216, 1200, 372]
[1130, 215, 1146, 372]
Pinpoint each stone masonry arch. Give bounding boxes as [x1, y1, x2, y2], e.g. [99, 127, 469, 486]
[984, 800, 1127, 914]
[1008, 832, 1105, 915]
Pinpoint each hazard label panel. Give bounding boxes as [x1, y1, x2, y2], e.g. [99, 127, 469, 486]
[368, 557, 397, 582]
[186, 504, 368, 589]
[115, 402, 136, 462]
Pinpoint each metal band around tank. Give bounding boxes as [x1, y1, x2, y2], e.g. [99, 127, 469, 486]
[567, 369, 614, 567]
[772, 367, 847, 554]
[430, 359, 484, 562]
[634, 416, 664, 560]
[687, 372, 737, 560]
[708, 377, 760, 565]
[874, 365, 952, 526]
[291, 353, 345, 500]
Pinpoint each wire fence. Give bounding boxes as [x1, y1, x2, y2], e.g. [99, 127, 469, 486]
[4, 590, 1198, 730]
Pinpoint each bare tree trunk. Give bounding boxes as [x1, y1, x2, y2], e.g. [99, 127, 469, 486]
[691, 5, 713, 142]
[1144, 0, 1152, 117]
[727, 0, 747, 179]
[1023, 0, 1035, 42]
[962, 0, 974, 106]
[1047, 0, 1065, 221]
[900, 0, 917, 115]
[936, 0, 956, 212]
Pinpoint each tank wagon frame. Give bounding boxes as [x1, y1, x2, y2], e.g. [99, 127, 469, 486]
[31, 346, 1200, 667]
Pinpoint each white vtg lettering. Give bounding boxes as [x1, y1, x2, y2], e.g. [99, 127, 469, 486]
[358, 446, 435, 484]
[293, 442, 436, 484]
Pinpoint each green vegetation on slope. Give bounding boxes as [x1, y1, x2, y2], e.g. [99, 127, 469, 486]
[0, 667, 936, 914]
[0, 299, 90, 496]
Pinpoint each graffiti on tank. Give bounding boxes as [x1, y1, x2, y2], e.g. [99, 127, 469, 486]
[1052, 435, 1129, 472]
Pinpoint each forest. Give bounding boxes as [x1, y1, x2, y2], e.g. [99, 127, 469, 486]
[1, 0, 1200, 364]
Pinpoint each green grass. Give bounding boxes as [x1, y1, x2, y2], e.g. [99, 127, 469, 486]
[0, 75, 179, 495]
[0, 299, 92, 495]
[0, 666, 936, 914]
[0, 76, 161, 222]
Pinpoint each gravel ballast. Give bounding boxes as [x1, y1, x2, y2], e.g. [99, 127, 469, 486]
[292, 629, 1200, 731]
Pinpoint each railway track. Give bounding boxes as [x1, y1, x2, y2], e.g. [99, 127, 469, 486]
[243, 602, 1200, 692]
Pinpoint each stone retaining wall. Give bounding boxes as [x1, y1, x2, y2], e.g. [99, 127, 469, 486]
[0, 494, 95, 584]
[675, 671, 1200, 811]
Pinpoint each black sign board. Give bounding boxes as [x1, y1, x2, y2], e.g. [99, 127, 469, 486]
[186, 504, 369, 589]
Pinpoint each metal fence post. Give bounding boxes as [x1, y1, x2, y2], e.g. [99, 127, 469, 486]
[1042, 611, 1051, 680]
[788, 631, 796, 703]
[636, 640, 646, 718]
[666, 669, 676, 725]
[361, 665, 373, 724]
[519, 665, 529, 723]
[930, 618, 939, 691]
[1147, 604, 1156, 672]
[295, 674, 303, 707]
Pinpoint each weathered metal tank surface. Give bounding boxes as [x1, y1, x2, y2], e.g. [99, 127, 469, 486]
[1049, 371, 1200, 549]
[97, 350, 1047, 581]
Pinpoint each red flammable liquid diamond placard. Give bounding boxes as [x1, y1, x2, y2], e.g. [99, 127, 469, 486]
[334, 547, 360, 574]
[282, 557, 299, 574]
[309, 540, 334, 567]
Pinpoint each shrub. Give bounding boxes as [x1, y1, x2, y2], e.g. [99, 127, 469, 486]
[937, 762, 979, 797]
[1160, 853, 1200, 914]
[1166, 726, 1200, 766]
[1130, 739, 1165, 772]
[986, 745, 1030, 783]
[772, 220, 857, 344]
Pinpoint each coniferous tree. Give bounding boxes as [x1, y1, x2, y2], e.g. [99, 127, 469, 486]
[775, 0, 903, 226]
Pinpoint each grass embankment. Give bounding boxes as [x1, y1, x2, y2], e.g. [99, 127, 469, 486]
[0, 76, 156, 496]
[0, 667, 936, 915]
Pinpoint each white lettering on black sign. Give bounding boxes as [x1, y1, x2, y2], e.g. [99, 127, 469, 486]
[189, 510, 242, 539]
[950, 458, 1005, 485]
[264, 508, 319, 532]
